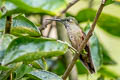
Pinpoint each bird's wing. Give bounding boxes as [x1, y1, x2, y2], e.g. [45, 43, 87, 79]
[79, 31, 96, 73]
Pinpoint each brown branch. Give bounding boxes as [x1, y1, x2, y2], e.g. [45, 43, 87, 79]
[40, 0, 79, 31]
[5, 16, 12, 34]
[62, 0, 106, 80]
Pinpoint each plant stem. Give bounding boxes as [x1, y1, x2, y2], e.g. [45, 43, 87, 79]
[58, 0, 79, 16]
[10, 72, 12, 80]
[62, 0, 106, 80]
[5, 16, 12, 34]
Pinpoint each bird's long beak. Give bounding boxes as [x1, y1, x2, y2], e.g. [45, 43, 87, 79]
[46, 18, 63, 22]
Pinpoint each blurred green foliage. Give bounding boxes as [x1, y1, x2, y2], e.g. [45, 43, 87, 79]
[3, 0, 67, 16]
[76, 8, 120, 37]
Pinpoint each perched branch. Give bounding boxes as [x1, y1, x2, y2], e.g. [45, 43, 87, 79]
[62, 0, 106, 80]
[5, 16, 12, 34]
[40, 0, 80, 31]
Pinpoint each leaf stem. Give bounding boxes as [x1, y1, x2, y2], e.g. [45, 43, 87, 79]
[62, 0, 106, 80]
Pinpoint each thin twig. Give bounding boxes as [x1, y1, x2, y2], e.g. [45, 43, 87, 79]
[62, 0, 106, 80]
[5, 16, 12, 34]
[58, 0, 79, 17]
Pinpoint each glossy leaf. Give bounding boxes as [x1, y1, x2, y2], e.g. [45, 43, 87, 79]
[4, 0, 67, 16]
[11, 15, 41, 37]
[76, 8, 120, 37]
[31, 59, 45, 70]
[0, 15, 41, 36]
[0, 65, 9, 71]
[27, 70, 62, 80]
[84, 23, 103, 71]
[15, 64, 34, 79]
[0, 34, 16, 63]
[90, 33, 103, 70]
[2, 36, 68, 65]
[0, 17, 6, 31]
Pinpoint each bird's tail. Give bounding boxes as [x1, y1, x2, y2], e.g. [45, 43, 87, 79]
[79, 44, 95, 74]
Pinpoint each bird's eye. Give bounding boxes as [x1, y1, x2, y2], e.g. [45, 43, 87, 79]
[66, 19, 70, 22]
[66, 19, 72, 22]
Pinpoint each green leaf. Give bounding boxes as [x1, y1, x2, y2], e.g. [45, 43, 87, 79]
[76, 60, 88, 74]
[52, 60, 66, 75]
[98, 67, 120, 79]
[15, 64, 34, 79]
[0, 70, 11, 80]
[0, 34, 16, 63]
[105, 0, 115, 6]
[11, 15, 41, 37]
[100, 44, 117, 65]
[0, 17, 6, 31]
[76, 8, 120, 37]
[76, 9, 96, 22]
[27, 70, 62, 80]
[97, 75, 104, 80]
[84, 23, 103, 71]
[98, 13, 120, 37]
[0, 15, 41, 36]
[0, 65, 9, 71]
[2, 36, 68, 65]
[66, 13, 74, 17]
[31, 59, 45, 70]
[89, 33, 103, 71]
[4, 0, 67, 16]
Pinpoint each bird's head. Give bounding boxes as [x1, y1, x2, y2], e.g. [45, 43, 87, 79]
[46, 17, 78, 28]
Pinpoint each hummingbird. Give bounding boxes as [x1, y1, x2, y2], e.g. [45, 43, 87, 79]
[47, 17, 95, 73]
